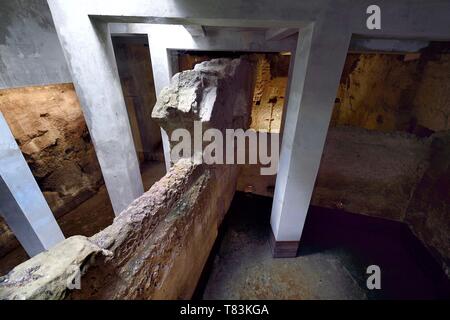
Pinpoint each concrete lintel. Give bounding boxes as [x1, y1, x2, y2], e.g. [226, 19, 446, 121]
[110, 23, 298, 53]
[266, 28, 298, 41]
[183, 25, 206, 37]
[51, 0, 450, 41]
[270, 22, 352, 245]
[0, 112, 65, 257]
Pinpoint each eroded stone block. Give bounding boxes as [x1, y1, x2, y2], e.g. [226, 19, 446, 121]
[0, 236, 107, 300]
[152, 58, 255, 140]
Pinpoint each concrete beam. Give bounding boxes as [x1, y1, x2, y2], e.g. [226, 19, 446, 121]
[270, 22, 351, 257]
[183, 25, 206, 37]
[109, 23, 297, 52]
[58, 0, 450, 40]
[0, 112, 65, 257]
[265, 28, 298, 41]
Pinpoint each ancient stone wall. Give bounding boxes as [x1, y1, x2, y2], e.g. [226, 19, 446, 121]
[153, 58, 256, 152]
[331, 54, 421, 132]
[0, 39, 165, 263]
[0, 83, 105, 259]
[236, 127, 431, 220]
[0, 84, 104, 217]
[0, 160, 239, 299]
[412, 54, 450, 132]
[177, 52, 290, 133]
[249, 54, 289, 133]
[321, 52, 450, 274]
[405, 132, 450, 276]
[331, 52, 450, 134]
[0, 57, 256, 299]
[312, 127, 430, 221]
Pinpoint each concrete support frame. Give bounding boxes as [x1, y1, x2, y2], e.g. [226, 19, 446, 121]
[0, 113, 65, 257]
[110, 23, 298, 170]
[47, 0, 450, 256]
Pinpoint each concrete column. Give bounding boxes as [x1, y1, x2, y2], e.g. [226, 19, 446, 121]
[270, 23, 351, 257]
[147, 33, 174, 171]
[0, 112, 65, 257]
[47, 4, 144, 215]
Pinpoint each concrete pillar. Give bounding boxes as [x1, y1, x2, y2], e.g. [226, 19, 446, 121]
[47, 3, 144, 215]
[0, 112, 64, 257]
[270, 23, 351, 257]
[147, 34, 174, 171]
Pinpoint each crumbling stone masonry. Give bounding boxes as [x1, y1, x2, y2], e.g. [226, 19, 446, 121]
[152, 58, 255, 148]
[0, 58, 255, 299]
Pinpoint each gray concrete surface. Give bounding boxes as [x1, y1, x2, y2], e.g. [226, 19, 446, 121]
[0, 0, 71, 89]
[0, 112, 64, 257]
[270, 23, 351, 244]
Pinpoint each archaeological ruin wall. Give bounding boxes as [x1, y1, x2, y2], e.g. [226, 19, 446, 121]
[0, 58, 256, 299]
